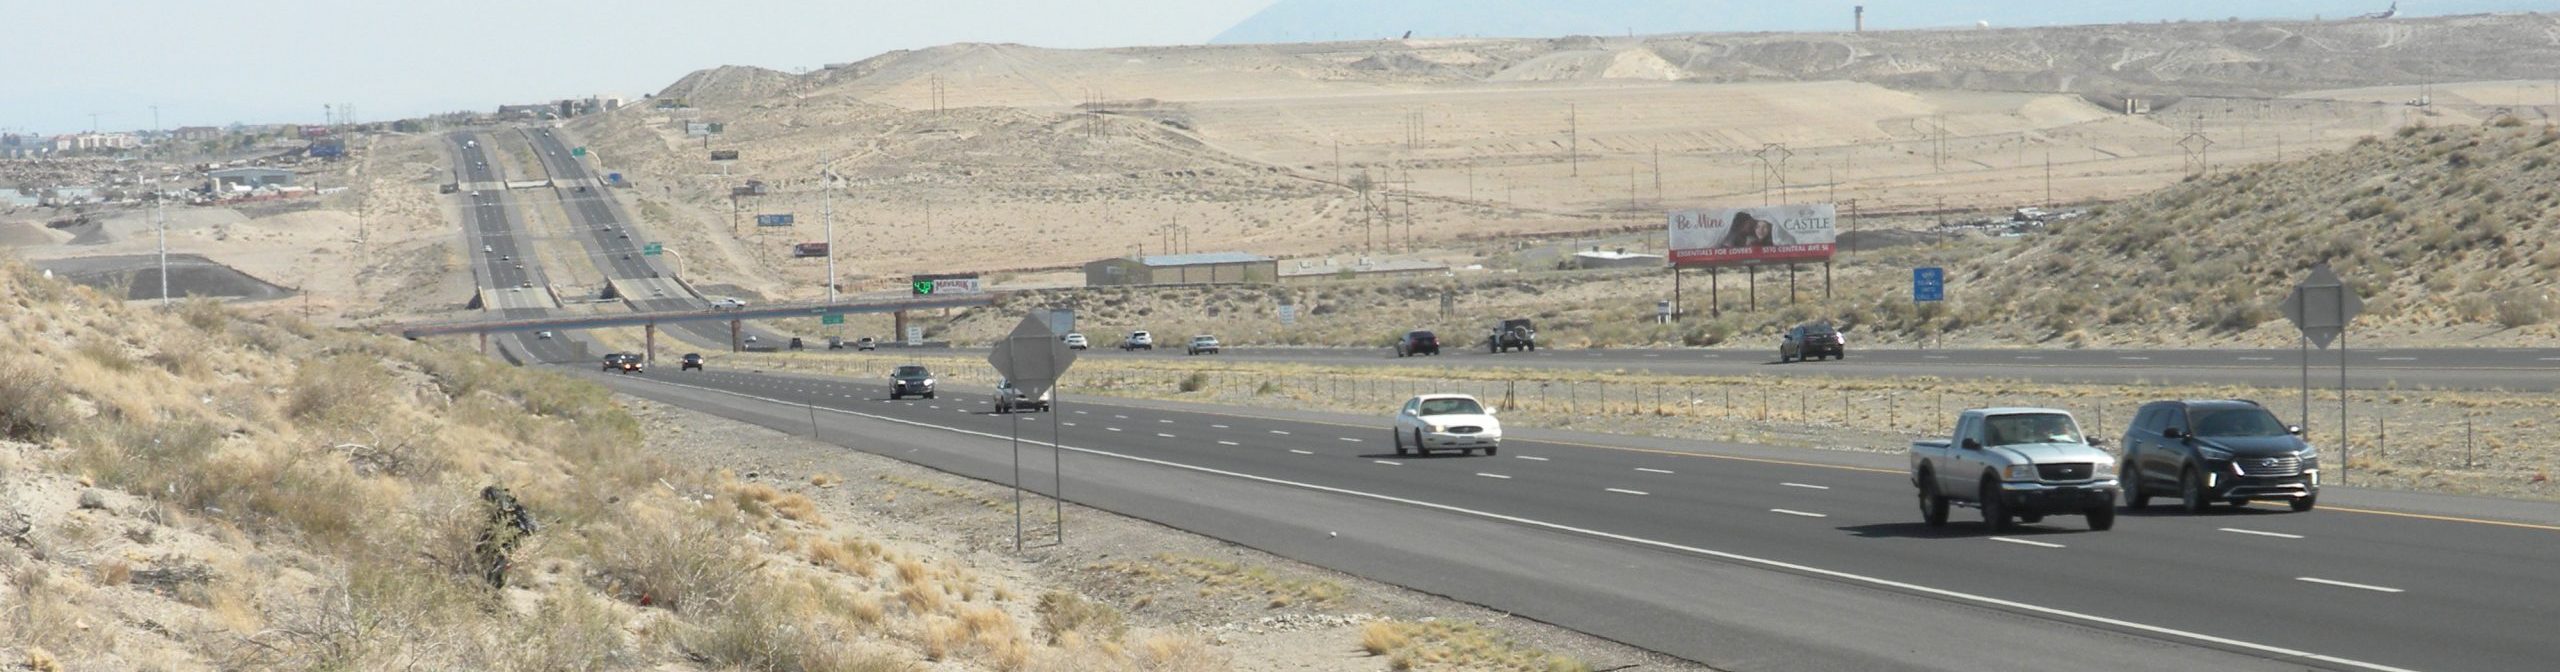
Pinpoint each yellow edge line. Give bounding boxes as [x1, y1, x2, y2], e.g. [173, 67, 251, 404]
[2241, 501, 2560, 532]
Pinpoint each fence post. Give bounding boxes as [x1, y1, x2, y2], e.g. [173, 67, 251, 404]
[2467, 415, 2476, 469]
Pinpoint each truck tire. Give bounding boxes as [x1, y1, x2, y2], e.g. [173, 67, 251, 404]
[1919, 476, 1950, 527]
[1980, 478, 2012, 531]
[2086, 504, 2116, 531]
[2122, 462, 2150, 510]
[2180, 467, 2212, 514]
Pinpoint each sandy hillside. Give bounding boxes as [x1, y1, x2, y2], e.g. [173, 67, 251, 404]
[570, 14, 2558, 304]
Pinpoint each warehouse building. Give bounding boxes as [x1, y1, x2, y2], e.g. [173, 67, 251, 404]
[1084, 252, 1278, 286]
[208, 167, 294, 190]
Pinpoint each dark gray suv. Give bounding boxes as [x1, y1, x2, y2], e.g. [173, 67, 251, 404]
[2120, 400, 2319, 513]
[888, 365, 936, 400]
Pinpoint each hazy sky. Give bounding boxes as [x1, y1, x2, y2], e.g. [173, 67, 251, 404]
[1, 0, 1276, 134]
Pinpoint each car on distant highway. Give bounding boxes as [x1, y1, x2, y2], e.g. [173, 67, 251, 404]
[711, 297, 747, 311]
[1487, 319, 1537, 353]
[601, 353, 645, 374]
[519, 281, 533, 289]
[535, 331, 553, 340]
[1396, 330, 1440, 357]
[484, 244, 493, 253]
[1391, 394, 1502, 457]
[788, 337, 805, 350]
[1186, 335, 1221, 356]
[1121, 330, 1154, 351]
[826, 336, 845, 350]
[1910, 408, 2117, 531]
[856, 337, 876, 351]
[1062, 333, 1089, 350]
[889, 365, 936, 400]
[2120, 399, 2319, 513]
[1780, 322, 1846, 363]
[993, 379, 1052, 414]
[681, 353, 704, 371]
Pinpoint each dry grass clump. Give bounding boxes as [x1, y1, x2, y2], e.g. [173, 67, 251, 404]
[1089, 554, 1345, 609]
[1357, 619, 1590, 672]
[728, 481, 824, 523]
[0, 357, 74, 441]
[1036, 590, 1128, 644]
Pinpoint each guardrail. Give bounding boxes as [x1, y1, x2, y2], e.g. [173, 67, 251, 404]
[392, 293, 997, 339]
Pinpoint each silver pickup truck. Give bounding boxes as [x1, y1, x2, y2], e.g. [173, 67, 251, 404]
[1911, 408, 2119, 531]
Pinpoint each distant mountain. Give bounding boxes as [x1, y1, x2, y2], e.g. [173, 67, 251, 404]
[1211, 0, 2545, 43]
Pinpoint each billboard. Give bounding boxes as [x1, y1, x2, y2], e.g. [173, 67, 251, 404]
[793, 242, 829, 258]
[709, 150, 739, 161]
[755, 214, 794, 227]
[1667, 203, 1837, 267]
[911, 273, 983, 296]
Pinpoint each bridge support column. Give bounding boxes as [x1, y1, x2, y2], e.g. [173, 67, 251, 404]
[731, 320, 743, 353]
[478, 332, 488, 354]
[645, 323, 657, 364]
[894, 310, 909, 346]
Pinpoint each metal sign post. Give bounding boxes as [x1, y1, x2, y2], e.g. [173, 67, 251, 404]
[989, 313, 1078, 551]
[2280, 263, 2364, 484]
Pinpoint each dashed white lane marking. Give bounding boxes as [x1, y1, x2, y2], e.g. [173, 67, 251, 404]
[2240, 357, 2276, 361]
[1289, 450, 1314, 455]
[1159, 419, 1175, 424]
[1770, 509, 1828, 518]
[2376, 357, 2417, 362]
[2297, 577, 2403, 594]
[1075, 411, 1089, 415]
[2221, 528, 2305, 540]
[1212, 424, 1230, 429]
[1105, 427, 1123, 432]
[1781, 482, 1831, 490]
[1515, 456, 1550, 462]
[1643, 354, 1661, 358]
[2540, 357, 2560, 362]
[1925, 355, 1950, 360]
[1157, 433, 1176, 438]
[1339, 437, 1363, 443]
[928, 405, 941, 409]
[1990, 537, 2065, 549]
[1270, 430, 1291, 435]
[2015, 356, 2044, 360]
[1635, 467, 1676, 474]
[1477, 473, 1512, 479]
[1373, 460, 1404, 466]
[1218, 441, 1239, 446]
[1113, 415, 1129, 419]
[1605, 488, 1650, 496]
[2118, 356, 2153, 361]
[1062, 423, 1077, 427]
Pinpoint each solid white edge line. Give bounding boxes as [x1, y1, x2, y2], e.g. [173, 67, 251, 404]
[2296, 577, 2404, 594]
[1477, 473, 1512, 479]
[629, 377, 2424, 672]
[2220, 528, 2305, 540]
[1769, 509, 1828, 518]
[1515, 456, 1550, 461]
[1605, 488, 1650, 496]
[1781, 482, 1831, 490]
[1636, 467, 1676, 474]
[1989, 537, 2066, 549]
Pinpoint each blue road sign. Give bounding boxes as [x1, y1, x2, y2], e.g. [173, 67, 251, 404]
[755, 214, 794, 227]
[1914, 267, 1946, 302]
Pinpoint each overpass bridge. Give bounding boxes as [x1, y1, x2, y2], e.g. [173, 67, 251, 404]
[396, 293, 997, 362]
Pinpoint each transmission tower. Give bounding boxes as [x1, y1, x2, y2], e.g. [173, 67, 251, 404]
[1752, 143, 1795, 206]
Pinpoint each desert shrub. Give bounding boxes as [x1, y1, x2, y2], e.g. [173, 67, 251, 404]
[74, 336, 138, 373]
[1035, 592, 1126, 645]
[178, 297, 229, 333]
[584, 504, 759, 614]
[2493, 291, 2553, 328]
[287, 354, 390, 423]
[1177, 372, 1208, 393]
[0, 359, 74, 441]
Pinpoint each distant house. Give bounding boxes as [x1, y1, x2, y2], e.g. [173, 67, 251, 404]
[1571, 249, 1664, 270]
[1084, 252, 1278, 286]
[1278, 257, 1450, 283]
[209, 167, 294, 190]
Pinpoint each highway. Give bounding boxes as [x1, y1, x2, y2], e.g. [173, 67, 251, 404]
[948, 343, 2560, 392]
[518, 126, 781, 351]
[449, 132, 583, 363]
[587, 362, 2560, 672]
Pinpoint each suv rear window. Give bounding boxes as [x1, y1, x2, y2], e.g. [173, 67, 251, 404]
[1410, 331, 1435, 339]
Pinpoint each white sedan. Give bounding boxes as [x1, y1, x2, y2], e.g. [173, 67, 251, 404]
[1391, 394, 1503, 457]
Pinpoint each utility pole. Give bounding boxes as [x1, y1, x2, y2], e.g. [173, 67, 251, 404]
[822, 152, 837, 304]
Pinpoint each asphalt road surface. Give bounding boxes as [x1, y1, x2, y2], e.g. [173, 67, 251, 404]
[962, 343, 2560, 392]
[519, 127, 779, 351]
[591, 362, 2560, 672]
[450, 132, 584, 364]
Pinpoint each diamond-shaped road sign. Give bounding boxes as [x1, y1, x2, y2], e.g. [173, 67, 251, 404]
[989, 313, 1077, 401]
[2280, 264, 2363, 350]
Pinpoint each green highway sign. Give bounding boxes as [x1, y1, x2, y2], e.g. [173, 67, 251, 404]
[642, 243, 663, 256]
[913, 280, 936, 295]
[822, 314, 845, 326]
[571, 146, 587, 157]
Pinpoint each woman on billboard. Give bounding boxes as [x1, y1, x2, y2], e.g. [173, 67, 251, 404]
[1719, 211, 1775, 249]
